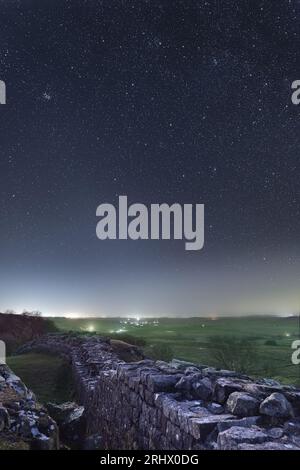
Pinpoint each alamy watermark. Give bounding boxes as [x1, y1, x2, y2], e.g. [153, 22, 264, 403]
[291, 340, 300, 365]
[0, 80, 6, 104]
[96, 196, 204, 251]
[0, 340, 6, 364]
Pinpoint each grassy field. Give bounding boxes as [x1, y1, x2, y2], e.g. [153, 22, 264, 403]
[7, 353, 74, 404]
[53, 315, 300, 385]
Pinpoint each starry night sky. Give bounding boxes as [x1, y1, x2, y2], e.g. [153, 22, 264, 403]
[0, 0, 300, 317]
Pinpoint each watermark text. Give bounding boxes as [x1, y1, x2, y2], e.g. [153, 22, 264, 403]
[0, 80, 6, 104]
[96, 196, 204, 251]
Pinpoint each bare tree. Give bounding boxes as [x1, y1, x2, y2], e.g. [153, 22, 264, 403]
[4, 309, 16, 315]
[206, 336, 259, 374]
[22, 309, 42, 317]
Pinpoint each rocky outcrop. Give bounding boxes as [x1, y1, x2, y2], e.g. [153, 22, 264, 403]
[16, 334, 300, 450]
[47, 402, 86, 448]
[0, 363, 59, 450]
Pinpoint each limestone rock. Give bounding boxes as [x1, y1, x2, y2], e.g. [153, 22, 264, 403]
[284, 418, 300, 435]
[267, 427, 284, 439]
[0, 364, 59, 449]
[169, 359, 199, 370]
[217, 426, 269, 450]
[192, 378, 213, 401]
[189, 413, 234, 441]
[226, 392, 260, 416]
[0, 406, 10, 431]
[213, 378, 245, 403]
[235, 441, 300, 450]
[260, 393, 294, 419]
[147, 374, 181, 392]
[46, 401, 86, 447]
[207, 403, 224, 415]
[217, 416, 260, 432]
[175, 375, 212, 401]
[47, 402, 78, 423]
[175, 375, 195, 393]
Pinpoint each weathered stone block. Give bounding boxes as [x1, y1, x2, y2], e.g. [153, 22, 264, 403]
[260, 393, 294, 419]
[189, 413, 234, 440]
[213, 378, 245, 403]
[226, 392, 260, 416]
[217, 416, 260, 432]
[147, 374, 182, 392]
[217, 426, 269, 450]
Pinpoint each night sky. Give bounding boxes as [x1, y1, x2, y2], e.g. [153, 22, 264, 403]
[0, 0, 300, 317]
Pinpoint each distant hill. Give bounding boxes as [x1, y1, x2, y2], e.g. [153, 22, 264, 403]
[0, 313, 57, 354]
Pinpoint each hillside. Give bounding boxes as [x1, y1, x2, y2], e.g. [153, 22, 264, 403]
[0, 313, 57, 354]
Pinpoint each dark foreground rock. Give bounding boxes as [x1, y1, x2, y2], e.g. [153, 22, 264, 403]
[217, 426, 300, 450]
[0, 364, 59, 449]
[47, 402, 86, 448]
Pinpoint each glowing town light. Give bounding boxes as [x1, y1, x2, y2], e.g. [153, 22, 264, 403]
[65, 312, 82, 319]
[130, 314, 140, 322]
[87, 324, 95, 333]
[116, 328, 128, 334]
[285, 332, 291, 337]
[210, 316, 218, 321]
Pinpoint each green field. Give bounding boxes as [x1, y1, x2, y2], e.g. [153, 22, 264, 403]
[53, 315, 300, 386]
[7, 353, 74, 403]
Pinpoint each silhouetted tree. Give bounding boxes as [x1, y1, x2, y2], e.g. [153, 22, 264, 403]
[206, 336, 259, 374]
[22, 310, 42, 317]
[4, 309, 16, 315]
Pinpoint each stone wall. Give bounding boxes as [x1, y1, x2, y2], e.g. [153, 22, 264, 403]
[18, 333, 300, 450]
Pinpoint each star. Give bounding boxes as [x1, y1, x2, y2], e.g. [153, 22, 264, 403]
[42, 92, 52, 101]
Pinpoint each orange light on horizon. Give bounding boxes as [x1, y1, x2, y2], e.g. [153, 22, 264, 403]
[210, 315, 218, 321]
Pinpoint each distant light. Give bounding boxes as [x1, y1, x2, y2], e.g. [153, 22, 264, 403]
[201, 324, 205, 328]
[285, 332, 291, 337]
[116, 328, 127, 334]
[65, 312, 82, 319]
[129, 314, 141, 322]
[87, 324, 95, 333]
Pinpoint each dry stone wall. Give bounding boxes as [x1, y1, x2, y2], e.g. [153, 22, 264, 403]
[18, 333, 300, 450]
